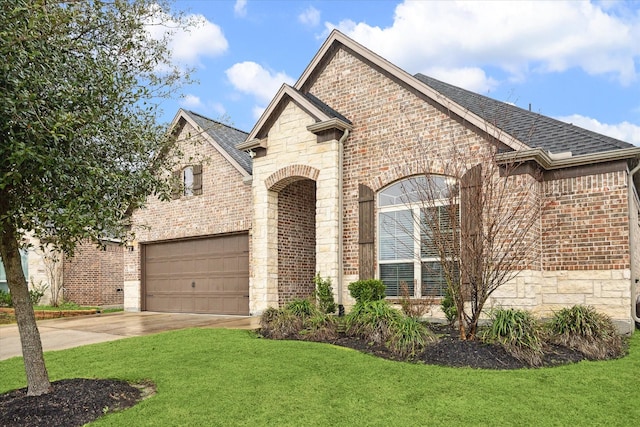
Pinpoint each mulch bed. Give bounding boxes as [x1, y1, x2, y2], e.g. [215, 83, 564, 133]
[0, 379, 152, 427]
[0, 325, 595, 426]
[330, 324, 587, 369]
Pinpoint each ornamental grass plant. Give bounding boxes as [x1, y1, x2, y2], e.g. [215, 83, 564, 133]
[482, 308, 544, 367]
[546, 305, 625, 360]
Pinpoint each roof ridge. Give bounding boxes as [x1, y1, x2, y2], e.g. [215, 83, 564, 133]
[185, 109, 249, 135]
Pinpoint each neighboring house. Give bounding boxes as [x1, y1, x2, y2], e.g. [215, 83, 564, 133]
[0, 236, 123, 307]
[126, 31, 640, 333]
[63, 240, 124, 306]
[0, 250, 29, 294]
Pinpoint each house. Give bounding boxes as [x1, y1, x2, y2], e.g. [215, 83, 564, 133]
[125, 30, 640, 333]
[0, 237, 124, 307]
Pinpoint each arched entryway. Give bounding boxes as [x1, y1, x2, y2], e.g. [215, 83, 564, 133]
[277, 178, 316, 306]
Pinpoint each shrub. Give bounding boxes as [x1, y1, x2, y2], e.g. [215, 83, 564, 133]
[285, 298, 315, 317]
[440, 286, 457, 325]
[345, 300, 400, 345]
[0, 290, 12, 307]
[482, 308, 544, 367]
[259, 299, 338, 342]
[546, 305, 625, 360]
[314, 274, 337, 314]
[29, 280, 49, 306]
[346, 300, 437, 359]
[299, 313, 339, 342]
[260, 308, 303, 340]
[348, 279, 385, 304]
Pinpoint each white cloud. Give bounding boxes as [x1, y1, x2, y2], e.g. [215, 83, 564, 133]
[234, 0, 247, 18]
[556, 114, 640, 145]
[327, 0, 640, 85]
[225, 61, 295, 104]
[180, 94, 204, 109]
[146, 11, 228, 68]
[299, 6, 321, 27]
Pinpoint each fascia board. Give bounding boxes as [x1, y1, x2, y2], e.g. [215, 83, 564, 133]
[295, 30, 530, 152]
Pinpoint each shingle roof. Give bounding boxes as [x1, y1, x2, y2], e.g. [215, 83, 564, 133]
[414, 74, 634, 156]
[304, 92, 352, 125]
[183, 110, 252, 173]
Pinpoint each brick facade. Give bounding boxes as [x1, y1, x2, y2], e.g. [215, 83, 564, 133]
[246, 37, 637, 331]
[277, 179, 316, 305]
[63, 240, 124, 306]
[124, 116, 252, 311]
[541, 170, 630, 270]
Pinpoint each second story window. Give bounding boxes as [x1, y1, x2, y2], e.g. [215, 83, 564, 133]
[172, 165, 202, 198]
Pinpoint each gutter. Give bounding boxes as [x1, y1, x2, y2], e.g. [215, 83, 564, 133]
[495, 146, 640, 170]
[337, 128, 350, 315]
[629, 162, 640, 325]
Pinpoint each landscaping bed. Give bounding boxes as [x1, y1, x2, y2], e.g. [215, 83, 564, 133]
[330, 323, 588, 369]
[0, 379, 151, 427]
[0, 308, 98, 321]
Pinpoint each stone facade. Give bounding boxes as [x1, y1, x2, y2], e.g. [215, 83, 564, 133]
[250, 101, 341, 314]
[124, 115, 252, 311]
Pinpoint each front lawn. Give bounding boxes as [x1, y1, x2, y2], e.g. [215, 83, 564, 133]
[0, 328, 637, 426]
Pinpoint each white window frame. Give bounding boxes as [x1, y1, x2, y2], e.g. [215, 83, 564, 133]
[377, 176, 457, 298]
[183, 166, 194, 196]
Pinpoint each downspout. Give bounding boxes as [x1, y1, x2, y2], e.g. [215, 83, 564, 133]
[629, 162, 640, 325]
[337, 128, 350, 316]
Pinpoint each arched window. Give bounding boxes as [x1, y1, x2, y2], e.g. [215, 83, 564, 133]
[378, 175, 458, 298]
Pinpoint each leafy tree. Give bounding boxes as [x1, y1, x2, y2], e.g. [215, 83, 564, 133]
[0, 0, 193, 395]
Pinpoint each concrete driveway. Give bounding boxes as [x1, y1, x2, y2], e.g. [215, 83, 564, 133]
[0, 312, 260, 361]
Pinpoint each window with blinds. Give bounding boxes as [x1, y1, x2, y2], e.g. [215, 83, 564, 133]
[378, 176, 458, 298]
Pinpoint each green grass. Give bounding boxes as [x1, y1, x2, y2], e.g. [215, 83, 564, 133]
[1, 329, 638, 426]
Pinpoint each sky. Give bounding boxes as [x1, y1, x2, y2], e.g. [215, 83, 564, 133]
[157, 0, 640, 146]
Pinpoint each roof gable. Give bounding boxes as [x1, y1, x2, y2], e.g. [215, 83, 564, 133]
[292, 30, 637, 158]
[172, 109, 251, 175]
[240, 85, 351, 149]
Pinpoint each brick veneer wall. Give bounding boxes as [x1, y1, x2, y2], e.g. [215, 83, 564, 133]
[277, 179, 316, 305]
[63, 240, 124, 306]
[301, 46, 632, 330]
[124, 120, 252, 311]
[306, 47, 543, 284]
[541, 170, 630, 270]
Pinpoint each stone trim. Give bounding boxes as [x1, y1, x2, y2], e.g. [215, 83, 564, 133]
[265, 164, 321, 192]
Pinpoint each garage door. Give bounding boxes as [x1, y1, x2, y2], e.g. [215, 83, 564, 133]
[143, 233, 249, 315]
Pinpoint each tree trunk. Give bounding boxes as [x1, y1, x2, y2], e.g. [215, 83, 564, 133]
[0, 226, 51, 396]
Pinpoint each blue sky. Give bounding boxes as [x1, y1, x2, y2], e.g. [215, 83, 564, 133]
[158, 0, 640, 146]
